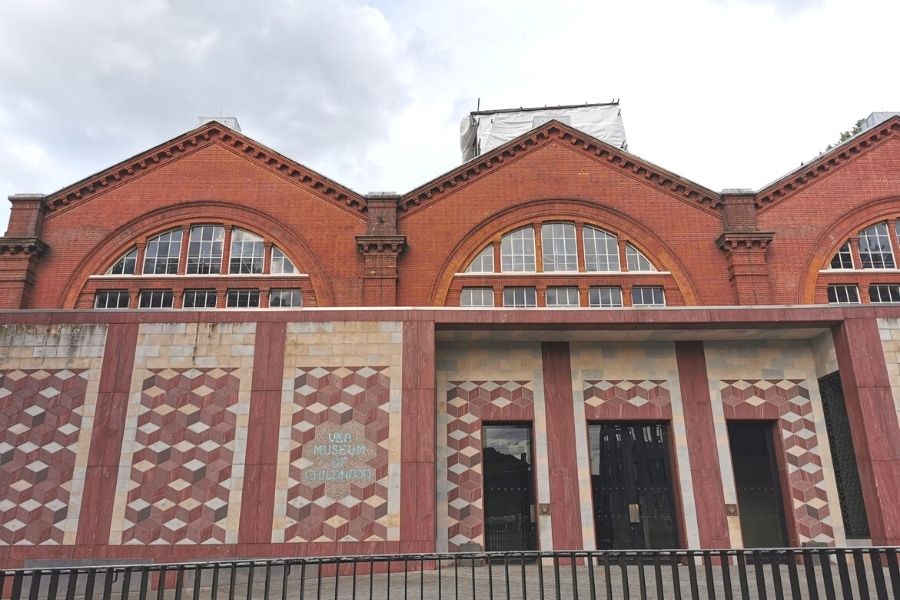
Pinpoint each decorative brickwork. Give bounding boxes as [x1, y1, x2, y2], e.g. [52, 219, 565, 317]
[119, 368, 240, 545]
[719, 379, 836, 545]
[277, 366, 391, 542]
[0, 369, 89, 545]
[583, 379, 671, 419]
[445, 380, 534, 551]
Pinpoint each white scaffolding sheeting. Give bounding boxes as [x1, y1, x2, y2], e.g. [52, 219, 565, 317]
[460, 104, 626, 161]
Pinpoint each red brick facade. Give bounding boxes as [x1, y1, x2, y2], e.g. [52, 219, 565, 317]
[3, 116, 900, 309]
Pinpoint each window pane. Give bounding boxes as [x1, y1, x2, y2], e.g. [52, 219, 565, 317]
[500, 227, 536, 272]
[465, 246, 494, 273]
[143, 230, 183, 274]
[583, 227, 620, 272]
[186, 226, 224, 274]
[546, 286, 580, 307]
[183, 289, 217, 308]
[541, 223, 577, 272]
[625, 244, 656, 272]
[107, 248, 137, 275]
[827, 285, 860, 304]
[870, 284, 900, 303]
[269, 289, 302, 307]
[588, 286, 623, 308]
[271, 247, 296, 274]
[229, 229, 265, 274]
[631, 286, 665, 307]
[138, 290, 174, 309]
[829, 242, 854, 269]
[226, 289, 260, 308]
[858, 222, 895, 269]
[502, 287, 537, 308]
[460, 288, 494, 307]
[94, 290, 129, 309]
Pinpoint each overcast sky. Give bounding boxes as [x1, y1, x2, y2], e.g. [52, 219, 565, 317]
[1, 0, 898, 231]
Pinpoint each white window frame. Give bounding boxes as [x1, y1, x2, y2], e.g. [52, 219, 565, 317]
[545, 286, 580, 307]
[827, 284, 860, 304]
[503, 287, 537, 308]
[138, 290, 174, 309]
[270, 247, 296, 274]
[465, 246, 495, 273]
[107, 248, 137, 275]
[182, 289, 217, 309]
[869, 284, 900, 303]
[460, 287, 495, 307]
[631, 286, 665, 307]
[143, 230, 183, 275]
[858, 222, 895, 269]
[541, 223, 578, 272]
[229, 229, 265, 274]
[625, 244, 656, 272]
[269, 289, 302, 308]
[829, 241, 854, 270]
[226, 289, 260, 308]
[583, 227, 620, 272]
[186, 225, 224, 275]
[94, 290, 129, 309]
[588, 286, 624, 308]
[500, 227, 536, 272]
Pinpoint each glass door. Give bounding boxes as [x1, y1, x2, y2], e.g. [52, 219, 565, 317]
[482, 424, 537, 551]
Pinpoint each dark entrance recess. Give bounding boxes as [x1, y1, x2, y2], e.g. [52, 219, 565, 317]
[482, 424, 537, 551]
[589, 422, 679, 549]
[727, 422, 789, 548]
[818, 371, 870, 538]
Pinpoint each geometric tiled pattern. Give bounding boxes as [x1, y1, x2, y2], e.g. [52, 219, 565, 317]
[0, 369, 88, 545]
[445, 380, 533, 551]
[121, 368, 239, 545]
[583, 379, 671, 419]
[281, 366, 390, 542]
[720, 379, 836, 545]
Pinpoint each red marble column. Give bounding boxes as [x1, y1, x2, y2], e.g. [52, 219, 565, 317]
[238, 321, 286, 545]
[675, 341, 730, 548]
[541, 342, 583, 551]
[400, 320, 436, 551]
[833, 317, 900, 545]
[76, 323, 139, 546]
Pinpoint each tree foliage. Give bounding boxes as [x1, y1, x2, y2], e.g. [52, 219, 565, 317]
[825, 119, 865, 151]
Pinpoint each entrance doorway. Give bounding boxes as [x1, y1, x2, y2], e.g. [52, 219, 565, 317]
[482, 424, 537, 551]
[727, 422, 789, 548]
[589, 422, 679, 549]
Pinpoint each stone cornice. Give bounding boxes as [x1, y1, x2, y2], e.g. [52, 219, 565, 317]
[716, 231, 775, 252]
[756, 116, 900, 209]
[356, 235, 407, 254]
[399, 120, 722, 214]
[44, 122, 368, 216]
[0, 237, 49, 256]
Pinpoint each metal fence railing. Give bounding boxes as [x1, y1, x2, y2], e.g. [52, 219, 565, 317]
[1, 547, 898, 600]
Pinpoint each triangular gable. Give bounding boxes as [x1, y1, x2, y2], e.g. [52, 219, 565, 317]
[756, 115, 900, 210]
[398, 119, 722, 215]
[44, 120, 368, 217]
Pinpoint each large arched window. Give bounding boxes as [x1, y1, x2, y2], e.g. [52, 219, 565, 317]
[818, 219, 900, 304]
[454, 221, 674, 308]
[85, 223, 308, 310]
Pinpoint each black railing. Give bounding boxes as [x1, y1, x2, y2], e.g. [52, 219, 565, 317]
[1, 548, 898, 600]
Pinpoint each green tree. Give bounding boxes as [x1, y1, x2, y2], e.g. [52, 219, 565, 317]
[825, 119, 865, 151]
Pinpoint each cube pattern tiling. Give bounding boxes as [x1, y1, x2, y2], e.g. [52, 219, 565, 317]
[445, 380, 534, 551]
[719, 379, 836, 545]
[119, 368, 240, 545]
[279, 366, 391, 542]
[0, 369, 89, 545]
[582, 379, 671, 419]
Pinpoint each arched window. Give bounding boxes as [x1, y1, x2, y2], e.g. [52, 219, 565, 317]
[583, 227, 619, 272]
[107, 248, 137, 275]
[187, 225, 225, 274]
[465, 246, 494, 273]
[143, 230, 183, 274]
[541, 222, 577, 272]
[625, 243, 656, 272]
[857, 222, 895, 269]
[500, 227, 536, 272]
[830, 242, 854, 270]
[271, 247, 296, 274]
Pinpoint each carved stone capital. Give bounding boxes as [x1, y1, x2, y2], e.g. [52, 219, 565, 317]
[716, 231, 775, 253]
[356, 235, 407, 255]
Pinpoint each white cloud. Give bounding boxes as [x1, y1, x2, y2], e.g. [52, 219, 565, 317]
[0, 0, 899, 232]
